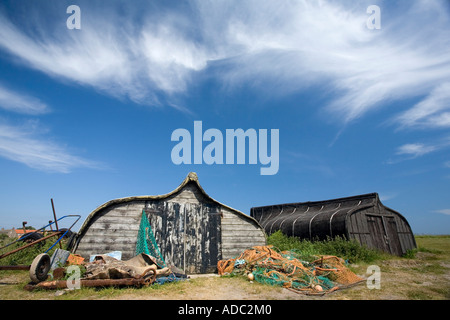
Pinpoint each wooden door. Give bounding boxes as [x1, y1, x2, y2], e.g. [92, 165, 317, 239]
[146, 202, 222, 274]
[184, 203, 222, 274]
[367, 215, 390, 253]
[384, 217, 402, 256]
[366, 214, 402, 255]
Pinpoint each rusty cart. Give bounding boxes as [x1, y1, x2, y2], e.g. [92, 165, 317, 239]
[0, 199, 80, 283]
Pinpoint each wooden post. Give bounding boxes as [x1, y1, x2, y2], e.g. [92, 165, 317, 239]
[22, 221, 27, 237]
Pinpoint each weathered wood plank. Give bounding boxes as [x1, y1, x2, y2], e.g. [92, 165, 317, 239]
[97, 210, 142, 218]
[86, 223, 140, 231]
[76, 243, 135, 251]
[86, 216, 141, 225]
[222, 226, 262, 233]
[82, 228, 137, 236]
[221, 243, 261, 249]
[221, 234, 265, 241]
[77, 237, 136, 245]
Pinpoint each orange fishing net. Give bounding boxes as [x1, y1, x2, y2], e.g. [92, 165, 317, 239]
[218, 245, 364, 295]
[312, 255, 364, 285]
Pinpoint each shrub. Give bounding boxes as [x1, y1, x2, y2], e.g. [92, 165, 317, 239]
[0, 237, 68, 266]
[267, 231, 383, 263]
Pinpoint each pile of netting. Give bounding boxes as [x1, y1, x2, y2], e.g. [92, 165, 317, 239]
[217, 245, 364, 295]
[136, 210, 166, 268]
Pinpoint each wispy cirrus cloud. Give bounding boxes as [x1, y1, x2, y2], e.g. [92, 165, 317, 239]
[195, 0, 450, 125]
[379, 192, 398, 202]
[0, 2, 211, 107]
[396, 143, 438, 158]
[388, 136, 450, 163]
[0, 121, 102, 173]
[0, 85, 49, 115]
[394, 83, 450, 130]
[435, 209, 450, 216]
[0, 79, 100, 173]
[0, 0, 449, 122]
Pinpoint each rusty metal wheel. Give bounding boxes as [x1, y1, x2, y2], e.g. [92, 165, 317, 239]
[29, 253, 50, 283]
[19, 232, 43, 243]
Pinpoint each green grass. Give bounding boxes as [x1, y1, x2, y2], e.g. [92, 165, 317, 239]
[266, 230, 388, 263]
[415, 235, 450, 254]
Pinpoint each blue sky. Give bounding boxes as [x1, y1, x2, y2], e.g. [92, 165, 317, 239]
[0, 0, 449, 234]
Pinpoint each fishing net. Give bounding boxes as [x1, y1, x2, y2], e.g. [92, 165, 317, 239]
[217, 245, 364, 295]
[135, 210, 166, 268]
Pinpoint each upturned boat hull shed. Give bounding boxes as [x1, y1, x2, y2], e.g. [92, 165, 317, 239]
[71, 172, 266, 274]
[250, 193, 416, 256]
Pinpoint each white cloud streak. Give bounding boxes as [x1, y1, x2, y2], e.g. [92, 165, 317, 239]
[0, 85, 48, 114]
[396, 143, 438, 158]
[0, 121, 101, 173]
[435, 209, 450, 216]
[394, 83, 450, 129]
[390, 136, 450, 163]
[0, 74, 99, 173]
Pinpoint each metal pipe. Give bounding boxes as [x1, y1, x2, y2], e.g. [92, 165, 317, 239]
[51, 199, 62, 249]
[25, 277, 154, 291]
[0, 265, 30, 270]
[45, 215, 81, 253]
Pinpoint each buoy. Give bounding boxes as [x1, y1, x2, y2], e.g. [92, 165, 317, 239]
[248, 273, 254, 281]
[314, 285, 323, 292]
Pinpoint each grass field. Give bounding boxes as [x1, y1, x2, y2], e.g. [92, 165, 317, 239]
[0, 234, 449, 300]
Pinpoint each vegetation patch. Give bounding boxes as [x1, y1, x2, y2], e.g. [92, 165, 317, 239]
[266, 230, 387, 263]
[0, 234, 67, 266]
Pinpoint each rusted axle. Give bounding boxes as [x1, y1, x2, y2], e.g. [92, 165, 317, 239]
[0, 265, 30, 271]
[0, 232, 62, 260]
[24, 277, 155, 291]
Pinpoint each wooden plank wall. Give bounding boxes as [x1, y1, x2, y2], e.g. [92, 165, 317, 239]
[221, 207, 266, 259]
[75, 201, 143, 260]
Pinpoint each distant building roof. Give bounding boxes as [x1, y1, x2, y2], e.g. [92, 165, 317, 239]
[15, 229, 37, 235]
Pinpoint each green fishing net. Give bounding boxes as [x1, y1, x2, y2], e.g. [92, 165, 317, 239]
[135, 210, 166, 267]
